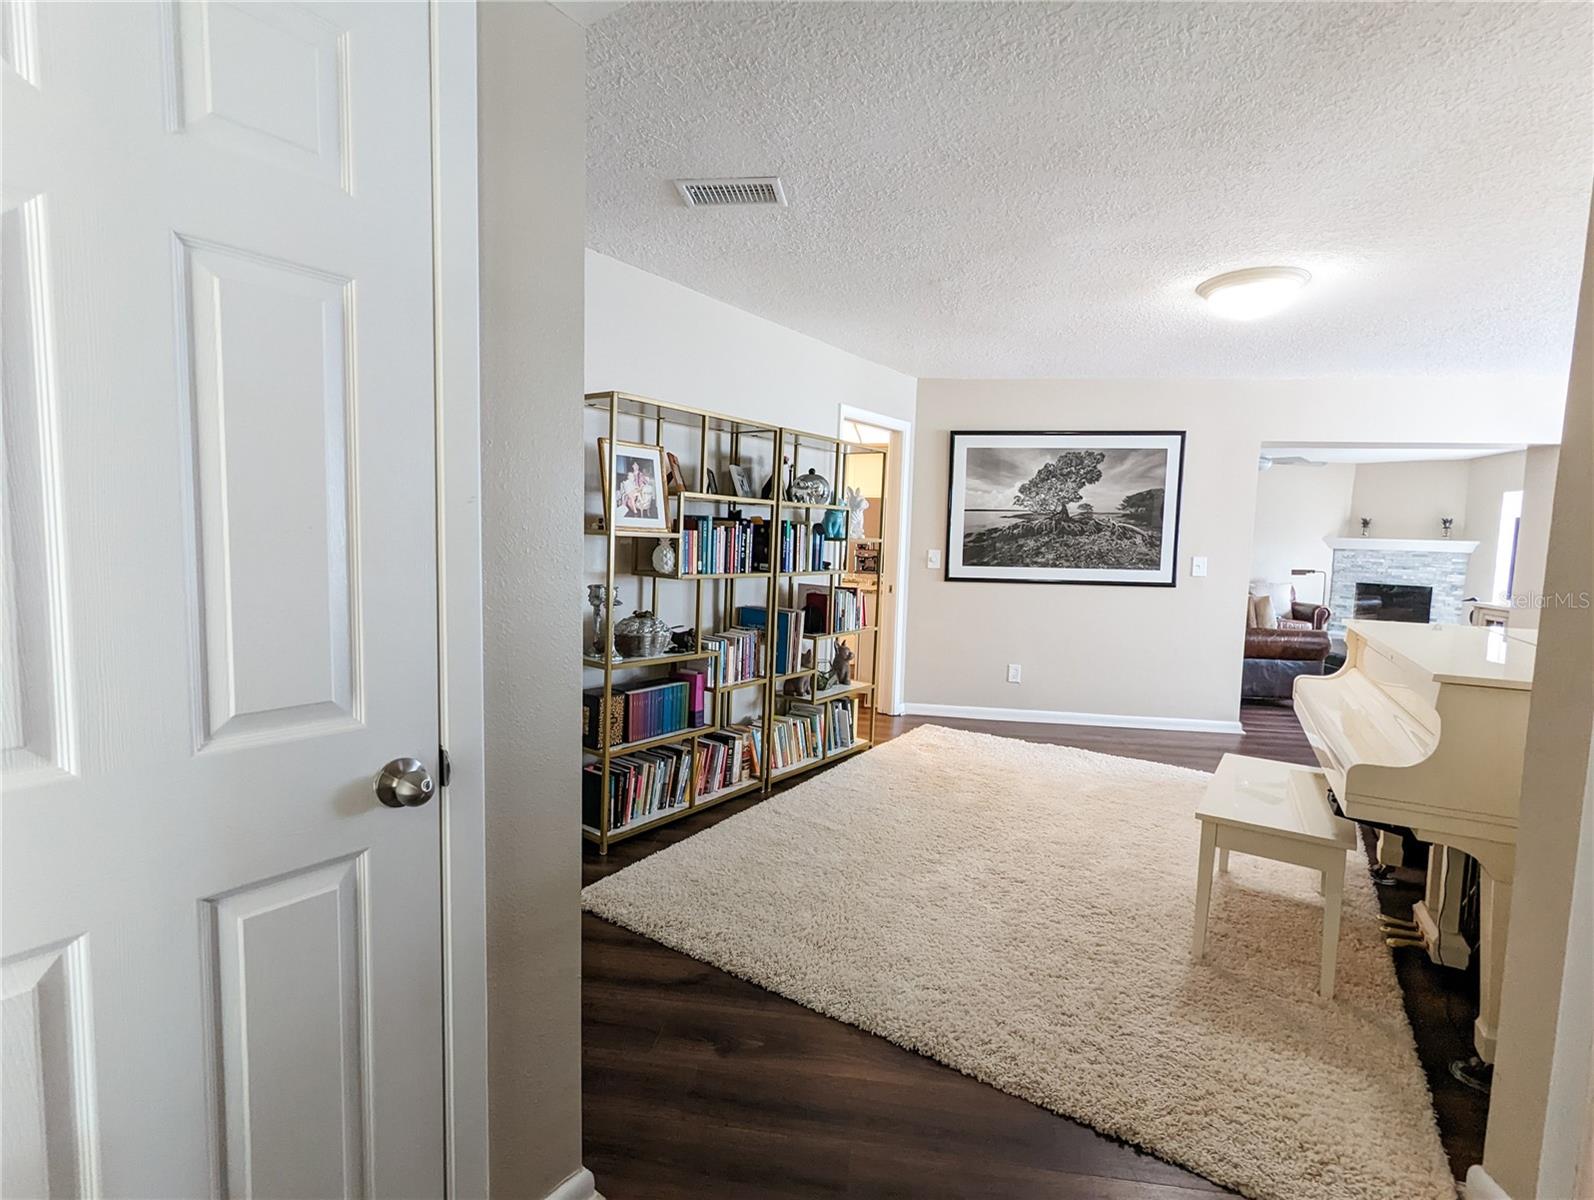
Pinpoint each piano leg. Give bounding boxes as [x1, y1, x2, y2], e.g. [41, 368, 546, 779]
[1376, 830, 1405, 868]
[1414, 845, 1474, 970]
[1474, 871, 1513, 1064]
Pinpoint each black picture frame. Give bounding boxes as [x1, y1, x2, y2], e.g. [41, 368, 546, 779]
[944, 430, 1186, 586]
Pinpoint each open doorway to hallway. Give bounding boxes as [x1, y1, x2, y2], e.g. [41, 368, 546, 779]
[840, 410, 911, 716]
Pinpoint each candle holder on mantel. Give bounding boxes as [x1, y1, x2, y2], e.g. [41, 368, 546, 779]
[1360, 517, 1372, 537]
[1441, 517, 1454, 539]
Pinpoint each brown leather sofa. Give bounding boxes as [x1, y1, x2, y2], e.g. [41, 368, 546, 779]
[1243, 597, 1331, 701]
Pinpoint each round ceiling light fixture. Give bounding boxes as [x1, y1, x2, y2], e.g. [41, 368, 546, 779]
[1195, 266, 1312, 320]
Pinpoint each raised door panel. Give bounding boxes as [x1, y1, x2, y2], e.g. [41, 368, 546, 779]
[204, 857, 368, 1199]
[176, 237, 360, 749]
[1, 936, 100, 1197]
[1, 195, 74, 782]
[1, 0, 39, 87]
[167, 1, 348, 190]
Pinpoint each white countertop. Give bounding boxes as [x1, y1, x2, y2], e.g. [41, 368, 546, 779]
[1347, 620, 1536, 690]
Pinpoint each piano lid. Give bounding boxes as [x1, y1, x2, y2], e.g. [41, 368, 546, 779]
[1347, 620, 1535, 690]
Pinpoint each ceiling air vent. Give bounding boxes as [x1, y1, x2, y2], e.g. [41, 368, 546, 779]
[674, 177, 788, 209]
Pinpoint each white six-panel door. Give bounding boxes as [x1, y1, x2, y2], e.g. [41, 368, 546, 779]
[2, 3, 445, 1195]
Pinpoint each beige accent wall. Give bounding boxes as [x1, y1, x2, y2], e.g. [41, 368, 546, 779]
[1347, 459, 1471, 539]
[1249, 462, 1355, 600]
[479, 6, 588, 1197]
[1482, 202, 1593, 1200]
[907, 378, 1567, 726]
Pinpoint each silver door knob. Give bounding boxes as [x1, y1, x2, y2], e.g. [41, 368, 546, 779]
[374, 757, 435, 808]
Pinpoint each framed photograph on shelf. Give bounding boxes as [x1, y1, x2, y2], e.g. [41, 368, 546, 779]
[599, 438, 670, 531]
[945, 430, 1185, 586]
[728, 463, 755, 497]
[664, 451, 688, 495]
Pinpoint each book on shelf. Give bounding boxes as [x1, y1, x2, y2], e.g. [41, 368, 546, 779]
[671, 668, 708, 725]
[824, 696, 859, 752]
[734, 606, 805, 675]
[771, 703, 825, 770]
[699, 627, 764, 686]
[582, 743, 691, 830]
[796, 584, 869, 634]
[581, 687, 624, 749]
[696, 723, 763, 796]
[776, 520, 847, 573]
[584, 677, 702, 749]
[680, 514, 768, 576]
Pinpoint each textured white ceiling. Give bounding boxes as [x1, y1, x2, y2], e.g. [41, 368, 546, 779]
[587, 2, 1593, 379]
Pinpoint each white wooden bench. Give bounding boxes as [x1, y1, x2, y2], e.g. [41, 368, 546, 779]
[1192, 753, 1359, 998]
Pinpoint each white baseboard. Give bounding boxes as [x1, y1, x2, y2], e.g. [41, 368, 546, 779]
[902, 702, 1245, 736]
[1463, 1165, 1511, 1200]
[545, 1167, 602, 1200]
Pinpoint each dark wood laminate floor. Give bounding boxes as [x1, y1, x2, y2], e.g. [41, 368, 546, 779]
[582, 706, 1486, 1198]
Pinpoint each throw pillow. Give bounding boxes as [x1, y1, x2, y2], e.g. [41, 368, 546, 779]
[1252, 594, 1276, 629]
[1264, 581, 1295, 624]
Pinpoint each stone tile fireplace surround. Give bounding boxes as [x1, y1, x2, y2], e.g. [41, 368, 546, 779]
[1323, 538, 1480, 636]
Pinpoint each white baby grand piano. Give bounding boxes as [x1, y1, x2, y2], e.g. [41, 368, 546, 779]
[1294, 619, 1533, 1066]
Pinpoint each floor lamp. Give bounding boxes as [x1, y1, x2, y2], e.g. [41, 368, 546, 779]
[1291, 567, 1329, 606]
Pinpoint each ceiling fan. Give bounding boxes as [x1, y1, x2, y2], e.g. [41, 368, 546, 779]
[1257, 454, 1327, 470]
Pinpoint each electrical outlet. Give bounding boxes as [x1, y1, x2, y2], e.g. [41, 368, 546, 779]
[927, 548, 943, 569]
[1006, 663, 1022, 684]
[1191, 556, 1208, 578]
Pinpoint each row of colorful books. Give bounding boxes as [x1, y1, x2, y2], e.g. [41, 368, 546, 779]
[582, 702, 862, 827]
[776, 520, 847, 573]
[799, 585, 870, 634]
[581, 743, 690, 830]
[734, 606, 806, 675]
[825, 696, 859, 752]
[697, 724, 762, 796]
[680, 515, 768, 576]
[581, 670, 708, 749]
[700, 627, 764, 686]
[771, 703, 825, 771]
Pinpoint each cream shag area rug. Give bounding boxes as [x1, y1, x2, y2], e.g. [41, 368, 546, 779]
[582, 725, 1455, 1200]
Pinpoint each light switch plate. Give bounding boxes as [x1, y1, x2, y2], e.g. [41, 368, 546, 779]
[927, 549, 943, 569]
[1191, 556, 1208, 577]
[1006, 664, 1022, 683]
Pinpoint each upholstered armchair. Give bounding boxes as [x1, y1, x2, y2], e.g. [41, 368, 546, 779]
[1243, 586, 1331, 701]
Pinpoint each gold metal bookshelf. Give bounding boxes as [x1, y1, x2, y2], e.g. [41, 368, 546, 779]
[582, 390, 887, 854]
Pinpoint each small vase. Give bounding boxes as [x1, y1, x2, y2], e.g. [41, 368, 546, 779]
[651, 539, 677, 575]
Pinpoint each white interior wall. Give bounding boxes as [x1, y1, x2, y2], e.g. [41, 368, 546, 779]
[1249, 463, 1355, 601]
[907, 377, 1567, 728]
[1481, 204, 1592, 1200]
[1512, 445, 1562, 628]
[586, 250, 916, 428]
[1462, 452, 1528, 600]
[478, 6, 590, 1198]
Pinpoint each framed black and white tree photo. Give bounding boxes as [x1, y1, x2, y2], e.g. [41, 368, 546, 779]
[945, 431, 1185, 585]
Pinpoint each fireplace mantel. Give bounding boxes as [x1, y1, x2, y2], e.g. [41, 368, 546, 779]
[1324, 537, 1480, 555]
